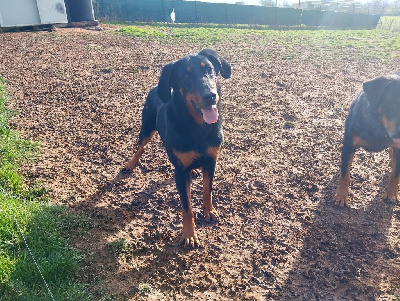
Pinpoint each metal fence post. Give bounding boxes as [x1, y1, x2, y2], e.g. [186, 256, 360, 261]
[124, 0, 129, 22]
[195, 0, 198, 23]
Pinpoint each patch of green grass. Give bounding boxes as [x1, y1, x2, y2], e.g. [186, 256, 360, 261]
[0, 78, 92, 301]
[168, 26, 241, 43]
[117, 24, 400, 60]
[284, 121, 296, 129]
[118, 26, 167, 38]
[118, 23, 247, 44]
[129, 283, 156, 298]
[106, 239, 133, 255]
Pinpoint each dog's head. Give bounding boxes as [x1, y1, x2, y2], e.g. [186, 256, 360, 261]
[364, 72, 400, 142]
[156, 49, 231, 124]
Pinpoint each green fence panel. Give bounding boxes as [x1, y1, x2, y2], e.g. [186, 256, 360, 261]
[319, 11, 336, 27]
[226, 4, 255, 24]
[174, 1, 197, 23]
[352, 14, 364, 29]
[278, 8, 301, 26]
[196, 2, 227, 24]
[94, 0, 129, 21]
[92, 0, 380, 29]
[333, 11, 348, 28]
[254, 7, 277, 25]
[368, 14, 380, 28]
[127, 0, 165, 22]
[300, 9, 320, 26]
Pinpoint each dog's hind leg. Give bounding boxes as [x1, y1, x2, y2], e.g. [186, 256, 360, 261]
[123, 104, 157, 171]
[124, 130, 156, 171]
[385, 147, 400, 201]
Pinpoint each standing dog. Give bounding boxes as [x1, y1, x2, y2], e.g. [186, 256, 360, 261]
[335, 72, 400, 206]
[122, 49, 231, 249]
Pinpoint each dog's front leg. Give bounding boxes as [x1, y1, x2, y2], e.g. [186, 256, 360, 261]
[335, 139, 355, 206]
[202, 159, 219, 222]
[175, 169, 199, 249]
[385, 147, 400, 201]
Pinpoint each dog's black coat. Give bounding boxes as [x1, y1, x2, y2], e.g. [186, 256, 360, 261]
[124, 49, 231, 248]
[335, 71, 400, 206]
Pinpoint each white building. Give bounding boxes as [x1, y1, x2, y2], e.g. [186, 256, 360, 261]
[0, 0, 96, 28]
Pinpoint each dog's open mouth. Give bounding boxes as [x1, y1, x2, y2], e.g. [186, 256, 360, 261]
[191, 100, 218, 124]
[201, 105, 218, 124]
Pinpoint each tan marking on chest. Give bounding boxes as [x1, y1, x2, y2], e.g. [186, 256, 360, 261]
[173, 150, 202, 168]
[207, 146, 221, 160]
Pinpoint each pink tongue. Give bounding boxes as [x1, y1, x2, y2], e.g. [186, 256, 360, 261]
[201, 106, 219, 124]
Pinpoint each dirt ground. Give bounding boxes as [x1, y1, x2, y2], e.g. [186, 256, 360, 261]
[1, 25, 400, 300]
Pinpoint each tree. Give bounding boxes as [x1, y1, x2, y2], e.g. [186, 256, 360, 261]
[368, 0, 389, 14]
[393, 0, 400, 14]
[259, 0, 275, 7]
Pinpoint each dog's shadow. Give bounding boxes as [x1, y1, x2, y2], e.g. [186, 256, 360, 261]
[88, 165, 210, 225]
[279, 172, 398, 300]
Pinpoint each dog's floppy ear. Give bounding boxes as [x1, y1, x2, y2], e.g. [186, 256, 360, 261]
[363, 76, 391, 110]
[198, 48, 231, 79]
[157, 62, 175, 102]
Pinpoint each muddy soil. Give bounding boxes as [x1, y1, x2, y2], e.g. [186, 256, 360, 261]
[1, 26, 400, 300]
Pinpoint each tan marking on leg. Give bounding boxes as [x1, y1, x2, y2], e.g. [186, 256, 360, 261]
[180, 182, 199, 249]
[381, 115, 397, 135]
[125, 131, 156, 170]
[334, 153, 354, 207]
[385, 147, 400, 201]
[352, 136, 368, 148]
[173, 150, 201, 169]
[202, 169, 219, 222]
[207, 146, 221, 160]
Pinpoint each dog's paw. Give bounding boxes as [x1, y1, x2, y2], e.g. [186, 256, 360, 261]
[384, 189, 399, 202]
[204, 207, 219, 222]
[180, 234, 200, 250]
[334, 193, 349, 207]
[114, 168, 133, 181]
[120, 167, 133, 174]
[384, 177, 399, 202]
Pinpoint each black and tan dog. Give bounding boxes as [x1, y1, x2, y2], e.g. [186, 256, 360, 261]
[122, 49, 231, 249]
[335, 72, 400, 206]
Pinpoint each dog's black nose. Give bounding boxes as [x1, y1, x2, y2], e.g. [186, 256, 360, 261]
[203, 92, 217, 105]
